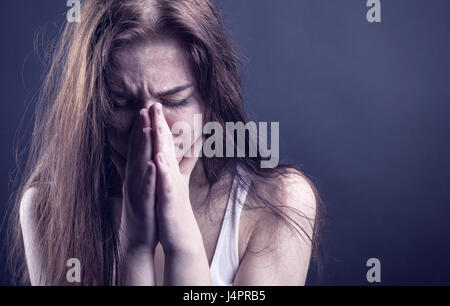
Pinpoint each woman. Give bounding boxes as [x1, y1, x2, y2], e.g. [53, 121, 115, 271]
[9, 0, 322, 285]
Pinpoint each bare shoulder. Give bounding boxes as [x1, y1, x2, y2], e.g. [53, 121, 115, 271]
[19, 187, 39, 230]
[275, 168, 317, 221]
[245, 168, 317, 226]
[240, 168, 317, 256]
[235, 168, 318, 284]
[18, 187, 46, 285]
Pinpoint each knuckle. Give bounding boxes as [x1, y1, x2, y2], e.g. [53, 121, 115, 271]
[164, 182, 173, 195]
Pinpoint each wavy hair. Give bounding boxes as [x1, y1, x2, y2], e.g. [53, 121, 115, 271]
[8, 0, 325, 285]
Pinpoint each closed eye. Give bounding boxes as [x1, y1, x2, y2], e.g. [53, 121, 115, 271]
[162, 98, 189, 109]
[113, 98, 134, 108]
[111, 91, 193, 109]
[159, 86, 194, 109]
[112, 94, 140, 109]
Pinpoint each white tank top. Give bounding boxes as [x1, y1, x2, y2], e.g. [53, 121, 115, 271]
[209, 167, 251, 286]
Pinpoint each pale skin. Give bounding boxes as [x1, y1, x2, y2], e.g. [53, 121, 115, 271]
[19, 36, 317, 286]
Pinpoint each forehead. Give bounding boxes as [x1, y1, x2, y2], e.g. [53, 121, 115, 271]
[108, 37, 193, 95]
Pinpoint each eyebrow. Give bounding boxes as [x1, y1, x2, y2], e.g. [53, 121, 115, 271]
[110, 83, 193, 99]
[155, 84, 193, 97]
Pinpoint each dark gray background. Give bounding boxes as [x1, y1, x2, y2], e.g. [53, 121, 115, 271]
[1, 0, 450, 285]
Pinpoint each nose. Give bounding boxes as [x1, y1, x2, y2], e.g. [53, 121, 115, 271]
[138, 84, 158, 110]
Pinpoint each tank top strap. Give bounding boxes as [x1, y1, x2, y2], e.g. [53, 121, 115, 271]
[209, 165, 252, 286]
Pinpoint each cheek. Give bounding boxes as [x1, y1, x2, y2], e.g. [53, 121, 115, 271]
[165, 107, 204, 158]
[165, 108, 204, 137]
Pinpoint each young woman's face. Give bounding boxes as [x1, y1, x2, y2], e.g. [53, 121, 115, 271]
[106, 36, 205, 161]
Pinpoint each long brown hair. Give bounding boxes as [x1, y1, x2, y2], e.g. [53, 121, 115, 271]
[8, 0, 325, 285]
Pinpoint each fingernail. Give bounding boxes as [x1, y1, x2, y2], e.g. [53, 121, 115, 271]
[143, 127, 152, 134]
[156, 103, 162, 115]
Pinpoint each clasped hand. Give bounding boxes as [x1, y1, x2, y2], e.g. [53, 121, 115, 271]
[111, 103, 203, 256]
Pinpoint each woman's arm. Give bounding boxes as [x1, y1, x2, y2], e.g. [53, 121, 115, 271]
[162, 227, 212, 286]
[112, 108, 159, 286]
[20, 187, 158, 286]
[19, 187, 46, 285]
[233, 173, 317, 285]
[120, 245, 156, 286]
[150, 103, 212, 285]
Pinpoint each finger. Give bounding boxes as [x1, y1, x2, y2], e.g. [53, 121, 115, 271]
[126, 127, 153, 210]
[128, 108, 153, 167]
[179, 135, 204, 176]
[140, 127, 153, 162]
[141, 108, 151, 128]
[141, 161, 156, 201]
[128, 126, 152, 186]
[127, 109, 146, 164]
[155, 152, 173, 200]
[151, 103, 177, 168]
[140, 108, 153, 163]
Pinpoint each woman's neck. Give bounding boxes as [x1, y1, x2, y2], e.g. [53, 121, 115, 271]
[189, 159, 209, 190]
